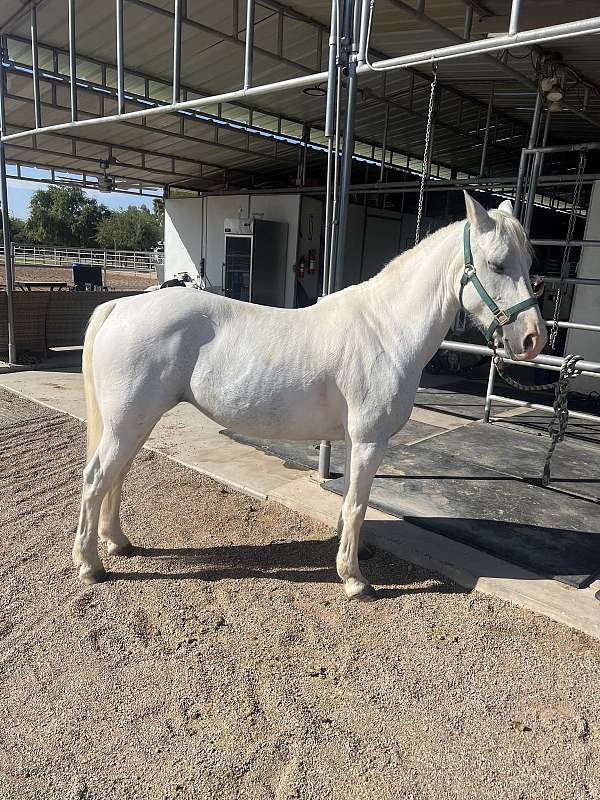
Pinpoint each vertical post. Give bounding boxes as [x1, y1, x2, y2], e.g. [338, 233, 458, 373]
[508, 0, 522, 35]
[103, 250, 107, 287]
[524, 110, 551, 235]
[331, 0, 358, 295]
[244, 0, 255, 91]
[31, 7, 42, 129]
[319, 0, 340, 480]
[483, 358, 496, 423]
[514, 88, 542, 220]
[479, 83, 494, 177]
[357, 0, 370, 65]
[172, 0, 182, 104]
[68, 0, 78, 122]
[0, 46, 16, 364]
[463, 5, 473, 40]
[116, 0, 125, 114]
[379, 103, 389, 182]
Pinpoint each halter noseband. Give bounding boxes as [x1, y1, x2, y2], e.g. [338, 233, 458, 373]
[459, 222, 539, 344]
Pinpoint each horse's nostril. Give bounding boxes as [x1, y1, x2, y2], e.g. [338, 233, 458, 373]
[523, 333, 535, 353]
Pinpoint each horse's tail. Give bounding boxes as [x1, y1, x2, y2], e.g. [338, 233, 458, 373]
[83, 301, 117, 462]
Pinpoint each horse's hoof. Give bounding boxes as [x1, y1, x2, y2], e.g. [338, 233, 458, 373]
[106, 540, 132, 557]
[357, 542, 375, 561]
[344, 579, 377, 602]
[78, 565, 107, 585]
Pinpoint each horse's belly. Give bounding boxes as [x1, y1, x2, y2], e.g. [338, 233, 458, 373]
[189, 369, 345, 441]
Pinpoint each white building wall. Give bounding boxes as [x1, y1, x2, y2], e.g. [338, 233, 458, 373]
[164, 194, 300, 306]
[163, 198, 203, 279]
[565, 180, 600, 393]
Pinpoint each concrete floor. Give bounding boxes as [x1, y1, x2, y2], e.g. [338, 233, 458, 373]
[2, 349, 600, 638]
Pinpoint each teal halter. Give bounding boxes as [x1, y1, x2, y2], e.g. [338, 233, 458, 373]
[459, 222, 539, 344]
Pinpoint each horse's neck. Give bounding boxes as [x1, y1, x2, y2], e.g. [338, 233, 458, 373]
[363, 224, 462, 365]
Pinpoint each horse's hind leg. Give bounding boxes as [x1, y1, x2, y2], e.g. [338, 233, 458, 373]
[336, 437, 386, 601]
[73, 419, 156, 583]
[98, 461, 135, 556]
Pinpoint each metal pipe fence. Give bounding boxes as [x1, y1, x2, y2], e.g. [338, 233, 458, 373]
[0, 244, 161, 273]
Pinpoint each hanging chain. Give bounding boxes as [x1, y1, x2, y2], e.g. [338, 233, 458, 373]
[541, 354, 583, 485]
[549, 148, 587, 349]
[414, 65, 437, 246]
[492, 348, 582, 486]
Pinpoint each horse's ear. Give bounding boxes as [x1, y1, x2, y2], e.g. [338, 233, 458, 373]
[498, 199, 514, 215]
[463, 191, 494, 233]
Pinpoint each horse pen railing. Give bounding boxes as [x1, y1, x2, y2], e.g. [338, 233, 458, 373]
[0, 244, 162, 274]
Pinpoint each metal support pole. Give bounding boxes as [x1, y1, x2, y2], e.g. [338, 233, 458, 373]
[508, 0, 523, 35]
[463, 5, 473, 40]
[116, 0, 125, 114]
[30, 7, 42, 128]
[172, 0, 182, 104]
[514, 88, 542, 220]
[483, 358, 496, 423]
[0, 48, 16, 364]
[379, 104, 389, 182]
[331, 0, 358, 296]
[244, 0, 255, 91]
[68, 0, 78, 122]
[479, 83, 494, 177]
[524, 109, 551, 235]
[357, 0, 371, 65]
[319, 0, 341, 480]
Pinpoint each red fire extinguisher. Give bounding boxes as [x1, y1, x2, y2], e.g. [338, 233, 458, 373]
[297, 255, 306, 278]
[308, 250, 317, 275]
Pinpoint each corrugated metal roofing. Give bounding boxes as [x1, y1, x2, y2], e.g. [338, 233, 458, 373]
[2, 0, 600, 192]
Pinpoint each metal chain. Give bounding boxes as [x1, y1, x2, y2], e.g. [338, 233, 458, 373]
[493, 350, 582, 486]
[549, 149, 587, 349]
[414, 67, 437, 246]
[542, 354, 583, 485]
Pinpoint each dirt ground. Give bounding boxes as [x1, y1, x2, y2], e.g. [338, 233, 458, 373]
[1, 387, 599, 800]
[1, 263, 155, 291]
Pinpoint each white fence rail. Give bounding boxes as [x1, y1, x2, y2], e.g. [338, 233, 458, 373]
[0, 244, 162, 273]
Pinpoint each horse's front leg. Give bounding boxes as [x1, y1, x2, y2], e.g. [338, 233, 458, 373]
[336, 438, 387, 601]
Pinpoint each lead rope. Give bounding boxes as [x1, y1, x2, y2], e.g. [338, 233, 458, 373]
[414, 66, 437, 246]
[549, 148, 587, 349]
[492, 348, 582, 486]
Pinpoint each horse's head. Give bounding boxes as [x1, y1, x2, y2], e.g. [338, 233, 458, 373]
[460, 191, 547, 360]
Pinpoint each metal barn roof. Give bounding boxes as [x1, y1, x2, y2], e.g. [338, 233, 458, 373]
[2, 0, 600, 194]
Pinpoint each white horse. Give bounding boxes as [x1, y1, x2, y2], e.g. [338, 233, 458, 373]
[73, 193, 546, 600]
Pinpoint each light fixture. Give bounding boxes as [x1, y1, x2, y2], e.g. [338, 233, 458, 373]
[302, 85, 327, 97]
[541, 75, 563, 103]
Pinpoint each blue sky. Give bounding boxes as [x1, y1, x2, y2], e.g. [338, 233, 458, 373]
[8, 177, 153, 219]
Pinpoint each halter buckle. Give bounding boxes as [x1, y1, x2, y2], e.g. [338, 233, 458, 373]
[493, 309, 510, 326]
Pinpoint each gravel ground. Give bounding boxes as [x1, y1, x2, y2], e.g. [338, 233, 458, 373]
[1, 387, 599, 800]
[1, 264, 155, 291]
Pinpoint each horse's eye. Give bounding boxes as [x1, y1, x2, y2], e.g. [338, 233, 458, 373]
[489, 262, 505, 273]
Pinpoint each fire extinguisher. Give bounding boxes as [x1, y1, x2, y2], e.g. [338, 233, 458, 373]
[308, 250, 316, 275]
[297, 255, 306, 279]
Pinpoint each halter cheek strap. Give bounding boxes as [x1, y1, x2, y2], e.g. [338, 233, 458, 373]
[459, 222, 539, 343]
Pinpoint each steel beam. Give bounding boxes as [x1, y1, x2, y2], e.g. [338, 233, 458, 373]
[0, 46, 16, 364]
[172, 0, 182, 104]
[30, 6, 42, 128]
[244, 0, 255, 90]
[68, 0, 77, 121]
[116, 0, 125, 114]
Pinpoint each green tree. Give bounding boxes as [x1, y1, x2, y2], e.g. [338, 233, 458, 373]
[25, 186, 110, 247]
[0, 215, 28, 244]
[95, 205, 162, 251]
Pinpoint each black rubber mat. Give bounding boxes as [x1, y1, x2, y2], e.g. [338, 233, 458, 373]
[224, 419, 442, 475]
[323, 430, 600, 588]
